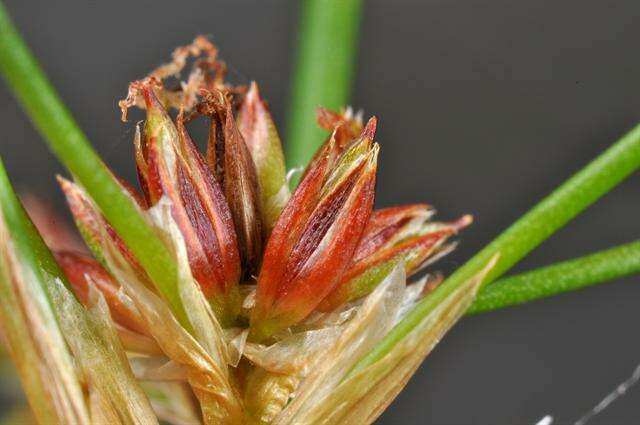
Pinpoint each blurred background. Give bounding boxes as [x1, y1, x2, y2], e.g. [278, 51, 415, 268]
[1, 0, 639, 423]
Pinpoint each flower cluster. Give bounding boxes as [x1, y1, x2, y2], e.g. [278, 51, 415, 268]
[41, 37, 473, 424]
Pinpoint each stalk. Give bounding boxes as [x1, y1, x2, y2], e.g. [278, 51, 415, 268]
[0, 1, 188, 326]
[468, 240, 640, 314]
[285, 0, 363, 175]
[352, 123, 640, 374]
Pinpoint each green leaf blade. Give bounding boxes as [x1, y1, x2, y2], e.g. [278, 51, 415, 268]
[352, 122, 640, 375]
[0, 1, 188, 325]
[468, 240, 640, 314]
[285, 0, 363, 175]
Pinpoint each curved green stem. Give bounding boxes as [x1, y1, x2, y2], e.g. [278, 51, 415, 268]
[468, 240, 640, 314]
[0, 1, 188, 326]
[285, 0, 363, 176]
[352, 123, 640, 375]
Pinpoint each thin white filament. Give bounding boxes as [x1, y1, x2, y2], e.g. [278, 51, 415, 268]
[574, 362, 640, 425]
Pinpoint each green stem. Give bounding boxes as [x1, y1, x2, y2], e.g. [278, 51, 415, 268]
[468, 240, 640, 314]
[0, 1, 188, 326]
[352, 123, 640, 374]
[285, 0, 363, 175]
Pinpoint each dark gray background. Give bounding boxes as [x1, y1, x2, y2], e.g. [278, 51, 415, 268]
[1, 1, 639, 424]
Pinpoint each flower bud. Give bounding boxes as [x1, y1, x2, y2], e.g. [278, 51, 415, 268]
[250, 119, 378, 341]
[351, 204, 434, 261]
[237, 82, 290, 234]
[130, 82, 242, 322]
[319, 212, 472, 311]
[57, 176, 143, 273]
